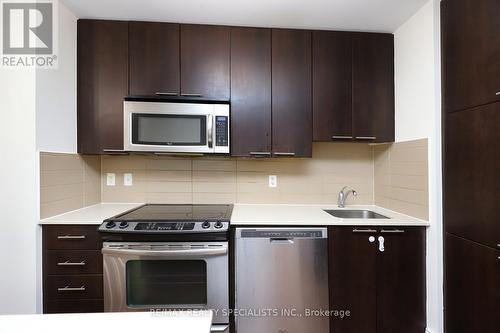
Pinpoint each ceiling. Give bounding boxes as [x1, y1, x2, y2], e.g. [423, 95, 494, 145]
[61, 0, 429, 33]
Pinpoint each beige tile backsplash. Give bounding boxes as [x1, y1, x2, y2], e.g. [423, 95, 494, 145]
[374, 139, 429, 220]
[40, 152, 101, 219]
[101, 143, 375, 205]
[39, 140, 429, 220]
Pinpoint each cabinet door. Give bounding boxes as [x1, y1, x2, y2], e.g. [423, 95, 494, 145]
[329, 227, 377, 333]
[441, 0, 467, 113]
[180, 25, 230, 100]
[352, 33, 394, 143]
[444, 103, 500, 248]
[313, 31, 352, 141]
[77, 20, 128, 154]
[272, 29, 312, 157]
[442, 0, 500, 112]
[129, 22, 179, 96]
[230, 27, 272, 157]
[377, 228, 426, 333]
[445, 233, 500, 333]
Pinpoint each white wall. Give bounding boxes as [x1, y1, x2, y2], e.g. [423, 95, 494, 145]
[36, 2, 78, 153]
[394, 1, 443, 332]
[0, 1, 78, 315]
[0, 69, 38, 314]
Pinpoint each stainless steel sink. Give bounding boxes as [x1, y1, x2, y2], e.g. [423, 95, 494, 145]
[324, 209, 390, 219]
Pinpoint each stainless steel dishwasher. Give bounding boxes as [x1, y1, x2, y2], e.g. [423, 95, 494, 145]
[235, 228, 329, 333]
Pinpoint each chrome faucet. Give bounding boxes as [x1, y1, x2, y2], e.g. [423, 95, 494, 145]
[338, 186, 357, 208]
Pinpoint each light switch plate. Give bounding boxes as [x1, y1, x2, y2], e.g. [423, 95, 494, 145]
[268, 175, 278, 188]
[124, 173, 133, 186]
[106, 173, 116, 186]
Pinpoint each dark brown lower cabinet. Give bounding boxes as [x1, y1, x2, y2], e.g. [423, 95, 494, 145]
[445, 233, 500, 333]
[329, 227, 426, 333]
[43, 225, 103, 314]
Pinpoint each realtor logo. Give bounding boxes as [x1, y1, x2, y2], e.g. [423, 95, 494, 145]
[1, 0, 58, 68]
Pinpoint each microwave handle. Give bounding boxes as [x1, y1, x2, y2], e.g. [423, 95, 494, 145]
[207, 114, 214, 148]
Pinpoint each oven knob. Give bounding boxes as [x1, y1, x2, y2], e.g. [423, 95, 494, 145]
[202, 221, 211, 229]
[214, 221, 224, 229]
[119, 221, 129, 229]
[105, 221, 116, 229]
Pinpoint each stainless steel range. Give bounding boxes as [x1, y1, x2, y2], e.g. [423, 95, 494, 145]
[98, 204, 232, 333]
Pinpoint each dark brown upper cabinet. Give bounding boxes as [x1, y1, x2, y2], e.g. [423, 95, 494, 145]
[180, 24, 230, 100]
[272, 29, 312, 157]
[442, 0, 500, 113]
[313, 31, 353, 141]
[230, 27, 272, 157]
[129, 22, 180, 96]
[352, 33, 394, 143]
[77, 20, 128, 154]
[313, 32, 394, 143]
[329, 227, 426, 333]
[444, 102, 500, 248]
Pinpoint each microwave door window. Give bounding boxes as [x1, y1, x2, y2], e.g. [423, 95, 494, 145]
[126, 260, 207, 307]
[132, 114, 206, 146]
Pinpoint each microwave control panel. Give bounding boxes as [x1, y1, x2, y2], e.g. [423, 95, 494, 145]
[215, 116, 229, 147]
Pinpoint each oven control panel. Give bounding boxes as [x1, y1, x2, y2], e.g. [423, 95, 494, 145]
[99, 220, 229, 233]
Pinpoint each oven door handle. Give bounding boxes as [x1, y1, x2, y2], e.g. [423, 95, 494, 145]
[102, 247, 227, 257]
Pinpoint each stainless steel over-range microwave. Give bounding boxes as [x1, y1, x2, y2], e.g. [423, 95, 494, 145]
[124, 100, 230, 154]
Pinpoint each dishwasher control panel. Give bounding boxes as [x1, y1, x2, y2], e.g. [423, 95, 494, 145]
[238, 228, 327, 239]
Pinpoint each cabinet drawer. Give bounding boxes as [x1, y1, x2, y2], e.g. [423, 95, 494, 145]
[44, 299, 103, 314]
[43, 225, 101, 250]
[45, 275, 103, 300]
[46, 250, 102, 275]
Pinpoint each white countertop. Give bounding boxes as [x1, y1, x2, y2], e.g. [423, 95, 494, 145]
[39, 203, 428, 226]
[39, 203, 143, 225]
[0, 311, 212, 333]
[230, 204, 429, 226]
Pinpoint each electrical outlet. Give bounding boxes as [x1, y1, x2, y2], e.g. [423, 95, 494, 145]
[124, 173, 133, 186]
[106, 173, 116, 186]
[268, 175, 278, 188]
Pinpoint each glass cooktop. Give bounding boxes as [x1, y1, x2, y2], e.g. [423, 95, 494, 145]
[110, 204, 233, 221]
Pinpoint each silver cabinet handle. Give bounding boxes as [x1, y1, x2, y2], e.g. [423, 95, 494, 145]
[355, 136, 376, 140]
[207, 114, 214, 149]
[497, 244, 500, 248]
[155, 92, 178, 96]
[181, 93, 203, 97]
[496, 92, 500, 96]
[352, 229, 377, 233]
[58, 286, 86, 292]
[273, 152, 295, 156]
[57, 235, 86, 240]
[57, 261, 86, 266]
[211, 324, 229, 332]
[380, 229, 405, 234]
[332, 136, 353, 139]
[250, 152, 271, 156]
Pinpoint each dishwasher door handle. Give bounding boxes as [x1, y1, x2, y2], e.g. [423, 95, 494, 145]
[270, 238, 295, 244]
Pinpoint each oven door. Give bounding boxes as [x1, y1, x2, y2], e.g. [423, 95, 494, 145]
[102, 242, 229, 324]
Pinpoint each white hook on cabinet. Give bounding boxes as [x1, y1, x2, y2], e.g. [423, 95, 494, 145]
[378, 236, 385, 252]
